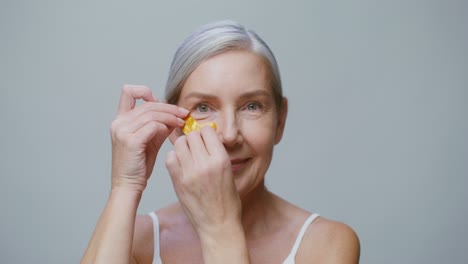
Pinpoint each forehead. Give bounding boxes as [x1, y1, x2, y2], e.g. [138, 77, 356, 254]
[180, 50, 272, 99]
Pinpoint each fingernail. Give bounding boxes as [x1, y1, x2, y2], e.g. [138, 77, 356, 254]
[177, 118, 185, 126]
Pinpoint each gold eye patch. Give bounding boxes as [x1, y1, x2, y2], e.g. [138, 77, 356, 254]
[182, 116, 217, 135]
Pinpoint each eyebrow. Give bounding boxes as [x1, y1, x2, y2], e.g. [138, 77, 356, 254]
[183, 92, 217, 101]
[183, 90, 271, 101]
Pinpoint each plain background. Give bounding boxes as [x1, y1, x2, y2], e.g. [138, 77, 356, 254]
[1, 0, 467, 263]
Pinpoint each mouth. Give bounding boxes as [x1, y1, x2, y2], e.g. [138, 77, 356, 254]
[230, 158, 251, 173]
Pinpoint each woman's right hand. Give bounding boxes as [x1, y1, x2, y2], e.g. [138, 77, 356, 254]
[110, 85, 189, 193]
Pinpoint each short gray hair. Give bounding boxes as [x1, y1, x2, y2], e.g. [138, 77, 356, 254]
[165, 20, 283, 110]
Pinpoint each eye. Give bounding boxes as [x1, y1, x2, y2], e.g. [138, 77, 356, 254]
[195, 103, 211, 113]
[246, 102, 261, 111]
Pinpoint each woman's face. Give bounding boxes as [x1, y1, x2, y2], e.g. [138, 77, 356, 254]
[177, 50, 287, 197]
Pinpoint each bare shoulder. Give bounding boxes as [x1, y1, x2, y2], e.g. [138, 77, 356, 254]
[296, 216, 360, 264]
[131, 204, 184, 264]
[132, 214, 154, 264]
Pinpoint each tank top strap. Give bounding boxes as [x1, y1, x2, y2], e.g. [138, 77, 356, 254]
[148, 211, 163, 264]
[283, 213, 320, 263]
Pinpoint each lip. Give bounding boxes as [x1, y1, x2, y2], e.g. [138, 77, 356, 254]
[230, 158, 251, 173]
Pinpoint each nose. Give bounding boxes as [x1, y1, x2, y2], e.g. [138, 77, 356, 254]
[217, 109, 243, 148]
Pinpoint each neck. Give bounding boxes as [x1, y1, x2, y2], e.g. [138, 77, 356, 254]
[238, 180, 282, 238]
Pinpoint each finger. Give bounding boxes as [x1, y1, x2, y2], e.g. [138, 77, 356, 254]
[117, 85, 156, 114]
[121, 102, 189, 124]
[201, 126, 227, 157]
[135, 102, 189, 119]
[117, 102, 189, 133]
[165, 150, 184, 191]
[134, 121, 171, 144]
[173, 136, 193, 166]
[186, 131, 209, 161]
[126, 111, 185, 133]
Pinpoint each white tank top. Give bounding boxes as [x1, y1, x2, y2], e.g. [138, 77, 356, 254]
[148, 212, 320, 264]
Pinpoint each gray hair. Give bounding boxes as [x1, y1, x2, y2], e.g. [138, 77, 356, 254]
[164, 20, 283, 110]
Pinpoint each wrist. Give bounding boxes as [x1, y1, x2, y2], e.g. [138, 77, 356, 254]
[109, 186, 144, 202]
[198, 221, 246, 249]
[111, 177, 147, 195]
[198, 223, 250, 264]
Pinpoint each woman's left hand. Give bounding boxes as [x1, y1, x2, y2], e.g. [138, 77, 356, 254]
[165, 126, 242, 236]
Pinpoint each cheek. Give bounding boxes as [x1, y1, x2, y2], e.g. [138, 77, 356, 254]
[242, 119, 277, 153]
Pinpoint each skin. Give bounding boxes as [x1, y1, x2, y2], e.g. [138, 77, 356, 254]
[82, 50, 360, 264]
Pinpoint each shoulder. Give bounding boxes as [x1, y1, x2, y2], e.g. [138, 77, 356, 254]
[132, 214, 155, 264]
[131, 204, 187, 263]
[296, 216, 360, 264]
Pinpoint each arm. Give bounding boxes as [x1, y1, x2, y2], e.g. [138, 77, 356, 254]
[166, 127, 251, 264]
[198, 222, 251, 264]
[81, 85, 189, 264]
[297, 220, 360, 264]
[81, 188, 142, 264]
[324, 223, 360, 264]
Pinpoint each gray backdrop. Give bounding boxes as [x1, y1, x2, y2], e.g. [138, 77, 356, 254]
[1, 0, 467, 263]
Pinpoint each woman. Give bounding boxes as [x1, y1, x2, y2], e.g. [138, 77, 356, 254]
[82, 20, 360, 264]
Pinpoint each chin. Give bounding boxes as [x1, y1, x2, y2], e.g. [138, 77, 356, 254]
[234, 175, 266, 199]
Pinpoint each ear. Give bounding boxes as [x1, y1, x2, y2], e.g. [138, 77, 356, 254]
[169, 127, 184, 145]
[274, 97, 288, 145]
